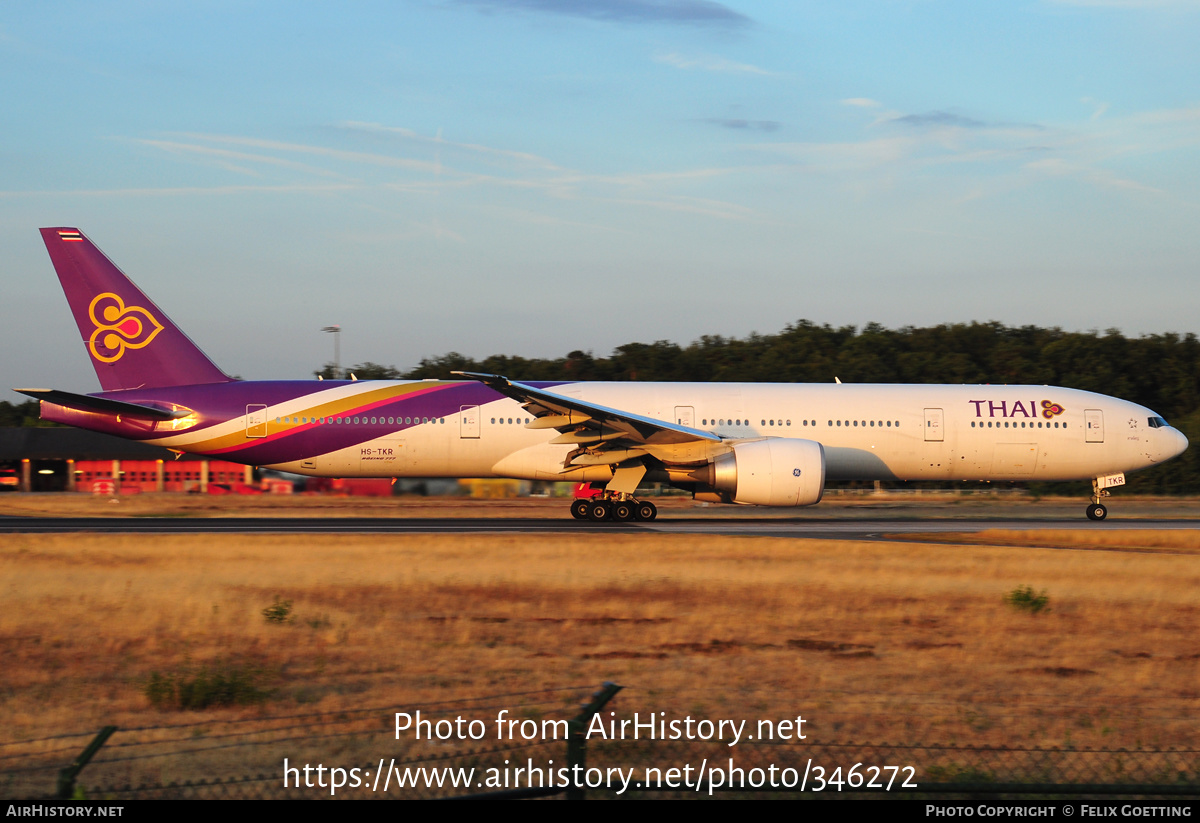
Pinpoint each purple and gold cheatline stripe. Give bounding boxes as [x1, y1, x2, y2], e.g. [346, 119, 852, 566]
[192, 382, 449, 456]
[58, 231, 83, 242]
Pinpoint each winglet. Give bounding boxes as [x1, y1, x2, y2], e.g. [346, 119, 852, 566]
[452, 371, 510, 389]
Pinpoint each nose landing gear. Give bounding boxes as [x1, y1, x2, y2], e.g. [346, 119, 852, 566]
[1086, 477, 1109, 521]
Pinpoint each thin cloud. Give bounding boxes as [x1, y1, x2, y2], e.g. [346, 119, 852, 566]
[886, 110, 1046, 133]
[132, 139, 350, 179]
[1127, 104, 1200, 126]
[166, 133, 444, 174]
[133, 129, 764, 223]
[1024, 157, 1164, 193]
[1084, 100, 1110, 121]
[890, 111, 989, 129]
[750, 99, 1198, 202]
[750, 137, 919, 173]
[336, 122, 566, 171]
[841, 98, 882, 108]
[654, 52, 771, 75]
[455, 0, 750, 27]
[701, 118, 782, 132]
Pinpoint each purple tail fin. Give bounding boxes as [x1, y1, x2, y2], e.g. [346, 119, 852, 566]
[40, 227, 234, 391]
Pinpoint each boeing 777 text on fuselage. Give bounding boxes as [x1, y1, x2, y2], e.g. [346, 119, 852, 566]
[16, 228, 1188, 521]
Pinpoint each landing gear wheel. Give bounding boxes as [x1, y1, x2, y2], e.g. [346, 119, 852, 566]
[586, 501, 612, 522]
[1086, 503, 1108, 521]
[634, 501, 658, 522]
[570, 499, 591, 520]
[611, 502, 635, 522]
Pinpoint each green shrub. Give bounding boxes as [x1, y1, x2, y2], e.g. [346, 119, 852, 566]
[1005, 585, 1050, 614]
[262, 597, 293, 624]
[145, 661, 274, 710]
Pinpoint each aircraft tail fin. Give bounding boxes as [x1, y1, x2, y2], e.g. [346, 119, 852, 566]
[40, 228, 234, 391]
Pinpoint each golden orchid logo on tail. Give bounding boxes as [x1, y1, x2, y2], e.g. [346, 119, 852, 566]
[87, 292, 165, 363]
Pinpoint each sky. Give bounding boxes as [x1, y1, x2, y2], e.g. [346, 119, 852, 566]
[3, 0, 1199, 392]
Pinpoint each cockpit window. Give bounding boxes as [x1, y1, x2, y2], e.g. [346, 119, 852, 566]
[1147, 417, 1169, 428]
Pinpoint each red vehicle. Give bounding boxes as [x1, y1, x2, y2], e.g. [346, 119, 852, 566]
[572, 482, 602, 499]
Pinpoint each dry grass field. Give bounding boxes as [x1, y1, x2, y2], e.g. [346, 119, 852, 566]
[906, 528, 1200, 554]
[2, 492, 1198, 795]
[2, 527, 1198, 760]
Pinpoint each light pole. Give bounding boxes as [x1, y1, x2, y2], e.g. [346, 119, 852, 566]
[321, 325, 341, 379]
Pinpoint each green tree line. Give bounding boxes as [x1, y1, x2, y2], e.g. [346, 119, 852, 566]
[398, 321, 1200, 419]
[0, 399, 52, 428]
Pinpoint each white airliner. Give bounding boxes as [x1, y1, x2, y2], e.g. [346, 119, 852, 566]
[17, 228, 1189, 522]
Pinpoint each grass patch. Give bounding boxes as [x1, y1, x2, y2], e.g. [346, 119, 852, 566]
[899, 530, 1200, 553]
[1005, 585, 1050, 614]
[145, 660, 275, 710]
[261, 596, 293, 624]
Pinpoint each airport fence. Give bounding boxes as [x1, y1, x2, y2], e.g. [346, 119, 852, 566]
[3, 683, 1198, 800]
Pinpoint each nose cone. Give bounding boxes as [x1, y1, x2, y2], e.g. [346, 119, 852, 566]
[1168, 427, 1189, 460]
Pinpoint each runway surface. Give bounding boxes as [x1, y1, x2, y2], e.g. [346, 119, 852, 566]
[1, 514, 1197, 540]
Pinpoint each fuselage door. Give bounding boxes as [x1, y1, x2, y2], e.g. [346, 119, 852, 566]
[674, 406, 695, 427]
[1085, 409, 1104, 443]
[459, 405, 480, 439]
[246, 404, 267, 438]
[923, 408, 944, 442]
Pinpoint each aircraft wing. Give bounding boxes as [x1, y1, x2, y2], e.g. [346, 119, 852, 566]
[452, 372, 720, 447]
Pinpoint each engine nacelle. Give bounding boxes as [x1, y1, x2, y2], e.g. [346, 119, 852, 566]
[709, 438, 825, 506]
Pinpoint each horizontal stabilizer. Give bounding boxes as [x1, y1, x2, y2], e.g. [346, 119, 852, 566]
[14, 388, 191, 421]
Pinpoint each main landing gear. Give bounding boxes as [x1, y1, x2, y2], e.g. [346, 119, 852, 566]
[570, 496, 657, 522]
[1086, 478, 1108, 521]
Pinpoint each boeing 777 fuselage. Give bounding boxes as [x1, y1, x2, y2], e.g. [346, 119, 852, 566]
[16, 228, 1189, 522]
